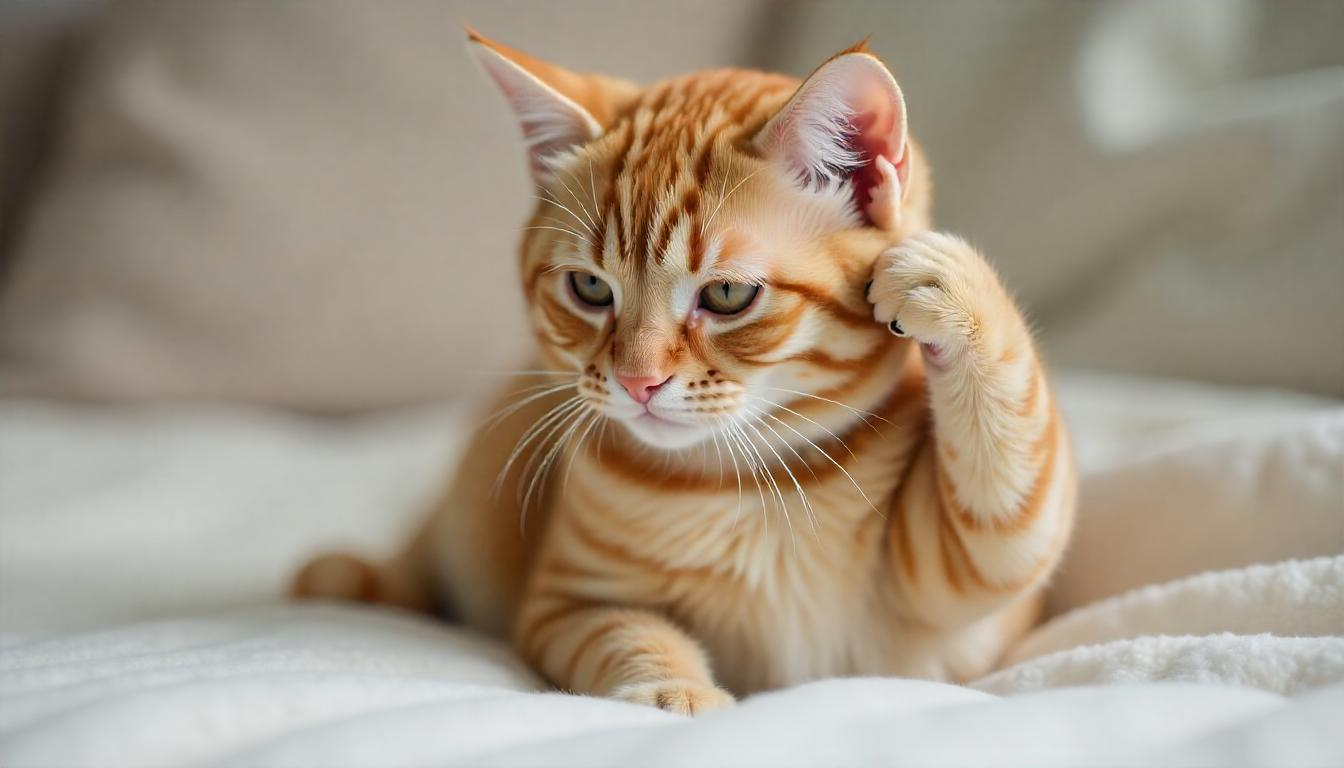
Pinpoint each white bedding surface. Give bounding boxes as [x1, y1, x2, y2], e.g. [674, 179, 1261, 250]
[2, 370, 1342, 766]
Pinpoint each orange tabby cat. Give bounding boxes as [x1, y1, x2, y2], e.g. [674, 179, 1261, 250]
[293, 31, 1076, 715]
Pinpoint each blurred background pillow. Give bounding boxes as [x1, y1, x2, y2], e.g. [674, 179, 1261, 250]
[0, 0, 771, 410]
[0, 0, 1339, 411]
[765, 0, 1344, 395]
[0, 0, 87, 273]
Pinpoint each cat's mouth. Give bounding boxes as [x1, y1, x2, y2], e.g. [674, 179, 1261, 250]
[620, 409, 707, 450]
[634, 411, 681, 428]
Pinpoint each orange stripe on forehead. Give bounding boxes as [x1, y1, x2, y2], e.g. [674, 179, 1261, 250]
[652, 186, 702, 266]
[605, 123, 637, 261]
[687, 220, 707, 274]
[595, 69, 798, 271]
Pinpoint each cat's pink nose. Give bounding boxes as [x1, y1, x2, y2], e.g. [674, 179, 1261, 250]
[616, 373, 672, 405]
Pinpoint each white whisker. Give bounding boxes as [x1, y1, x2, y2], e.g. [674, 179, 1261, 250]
[704, 165, 767, 234]
[596, 419, 609, 463]
[710, 430, 725, 491]
[479, 382, 577, 434]
[494, 396, 582, 502]
[724, 422, 769, 537]
[733, 421, 792, 550]
[754, 396, 859, 462]
[562, 413, 603, 494]
[759, 406, 883, 516]
[586, 157, 601, 230]
[765, 387, 891, 433]
[713, 424, 745, 529]
[524, 224, 591, 246]
[741, 418, 807, 544]
[749, 408, 822, 534]
[539, 216, 595, 244]
[535, 190, 597, 240]
[521, 405, 590, 519]
[552, 168, 601, 236]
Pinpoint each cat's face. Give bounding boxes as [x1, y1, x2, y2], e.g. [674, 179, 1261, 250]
[472, 33, 929, 451]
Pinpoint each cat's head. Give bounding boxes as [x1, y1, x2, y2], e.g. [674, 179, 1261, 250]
[471, 31, 931, 451]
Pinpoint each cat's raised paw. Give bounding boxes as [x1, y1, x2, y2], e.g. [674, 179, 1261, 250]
[867, 231, 1006, 351]
[612, 678, 735, 715]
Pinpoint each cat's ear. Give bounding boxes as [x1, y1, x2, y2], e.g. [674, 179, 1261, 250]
[754, 41, 910, 230]
[467, 28, 638, 185]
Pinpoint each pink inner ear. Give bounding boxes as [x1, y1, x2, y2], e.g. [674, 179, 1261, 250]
[849, 110, 889, 213]
[470, 41, 601, 183]
[847, 98, 907, 225]
[757, 53, 909, 229]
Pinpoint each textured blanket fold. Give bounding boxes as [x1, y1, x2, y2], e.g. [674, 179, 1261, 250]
[1, 378, 1342, 765]
[980, 556, 1344, 695]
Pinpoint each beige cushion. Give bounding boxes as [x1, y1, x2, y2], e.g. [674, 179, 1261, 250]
[0, 0, 768, 410]
[768, 2, 1344, 395]
[0, 3, 90, 267]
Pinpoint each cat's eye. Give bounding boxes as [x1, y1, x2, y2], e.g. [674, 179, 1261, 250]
[698, 281, 760, 315]
[568, 271, 613, 308]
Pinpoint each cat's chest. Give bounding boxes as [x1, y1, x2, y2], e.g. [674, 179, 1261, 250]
[556, 463, 903, 692]
[663, 515, 886, 692]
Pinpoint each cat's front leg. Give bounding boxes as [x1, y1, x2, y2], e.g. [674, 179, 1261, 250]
[868, 232, 1076, 627]
[514, 576, 734, 715]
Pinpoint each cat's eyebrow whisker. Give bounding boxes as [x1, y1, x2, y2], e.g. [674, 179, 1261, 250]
[586, 156, 601, 229]
[703, 165, 767, 234]
[531, 220, 594, 249]
[557, 161, 602, 233]
[523, 224, 592, 248]
[539, 215, 596, 243]
[551, 167, 602, 237]
[534, 190, 598, 240]
[703, 154, 732, 237]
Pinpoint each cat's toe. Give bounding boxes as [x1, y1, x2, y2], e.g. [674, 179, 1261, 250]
[612, 678, 735, 715]
[869, 231, 998, 346]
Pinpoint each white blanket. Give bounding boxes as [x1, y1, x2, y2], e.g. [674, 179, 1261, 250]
[1, 371, 1342, 766]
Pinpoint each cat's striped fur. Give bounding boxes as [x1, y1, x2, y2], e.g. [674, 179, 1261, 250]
[293, 31, 1075, 714]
